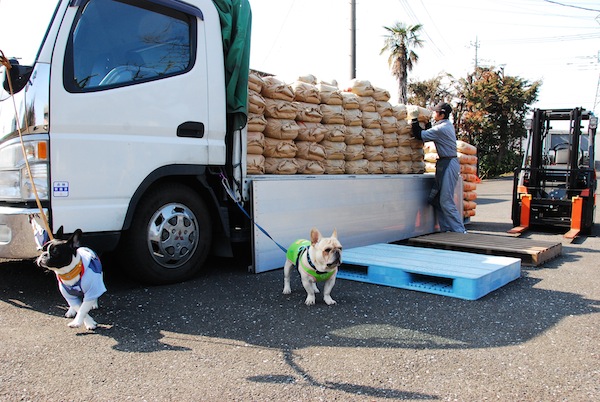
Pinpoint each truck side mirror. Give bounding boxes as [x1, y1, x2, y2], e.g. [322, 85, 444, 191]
[2, 59, 33, 94]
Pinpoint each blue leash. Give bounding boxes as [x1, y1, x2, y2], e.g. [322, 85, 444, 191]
[219, 171, 287, 254]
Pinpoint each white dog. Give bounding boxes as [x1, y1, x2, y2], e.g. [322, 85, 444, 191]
[283, 228, 342, 305]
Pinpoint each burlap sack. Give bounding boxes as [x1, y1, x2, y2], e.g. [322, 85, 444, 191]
[457, 140, 477, 155]
[317, 83, 343, 105]
[323, 159, 346, 174]
[380, 115, 398, 134]
[263, 138, 297, 158]
[265, 157, 299, 174]
[383, 147, 399, 162]
[383, 133, 398, 148]
[296, 159, 325, 174]
[460, 164, 477, 175]
[396, 119, 412, 135]
[412, 161, 426, 174]
[383, 161, 399, 174]
[392, 104, 407, 120]
[412, 147, 425, 162]
[343, 108, 363, 126]
[357, 96, 376, 112]
[376, 101, 393, 117]
[398, 146, 413, 161]
[398, 160, 413, 174]
[410, 138, 424, 149]
[406, 105, 432, 123]
[365, 145, 384, 161]
[261, 76, 294, 101]
[320, 104, 344, 124]
[463, 181, 477, 191]
[344, 144, 365, 161]
[295, 102, 323, 123]
[296, 141, 326, 161]
[246, 154, 265, 174]
[423, 141, 437, 154]
[364, 128, 384, 146]
[322, 124, 346, 142]
[248, 90, 266, 115]
[344, 126, 365, 145]
[458, 152, 478, 165]
[424, 152, 439, 163]
[345, 159, 369, 174]
[292, 81, 320, 104]
[348, 79, 374, 96]
[397, 133, 412, 147]
[321, 140, 346, 160]
[341, 92, 360, 110]
[247, 131, 265, 155]
[248, 73, 264, 93]
[362, 111, 381, 129]
[372, 87, 391, 102]
[425, 161, 436, 173]
[264, 99, 297, 119]
[367, 161, 384, 174]
[297, 74, 317, 85]
[296, 122, 327, 142]
[264, 118, 299, 140]
[247, 113, 267, 132]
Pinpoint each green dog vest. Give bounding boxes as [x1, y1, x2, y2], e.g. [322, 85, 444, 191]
[287, 239, 336, 282]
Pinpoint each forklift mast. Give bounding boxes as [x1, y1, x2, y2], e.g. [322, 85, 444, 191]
[511, 107, 597, 238]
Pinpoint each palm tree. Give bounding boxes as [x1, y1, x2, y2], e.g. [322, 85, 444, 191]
[380, 22, 424, 104]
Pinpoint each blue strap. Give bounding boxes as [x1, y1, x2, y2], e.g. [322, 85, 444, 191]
[234, 200, 287, 254]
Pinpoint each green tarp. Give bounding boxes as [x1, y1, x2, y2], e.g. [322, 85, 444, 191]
[212, 0, 252, 132]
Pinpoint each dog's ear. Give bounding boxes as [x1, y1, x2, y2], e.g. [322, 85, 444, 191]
[55, 226, 64, 239]
[67, 229, 83, 249]
[331, 228, 338, 239]
[310, 228, 322, 245]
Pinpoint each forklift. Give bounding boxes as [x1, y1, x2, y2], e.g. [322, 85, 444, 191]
[510, 107, 597, 239]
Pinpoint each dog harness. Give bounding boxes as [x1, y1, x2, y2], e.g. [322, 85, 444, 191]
[286, 239, 336, 282]
[57, 247, 106, 303]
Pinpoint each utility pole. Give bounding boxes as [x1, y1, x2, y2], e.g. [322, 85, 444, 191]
[471, 36, 479, 70]
[350, 0, 356, 79]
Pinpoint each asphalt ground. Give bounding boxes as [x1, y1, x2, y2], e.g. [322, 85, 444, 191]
[0, 177, 598, 401]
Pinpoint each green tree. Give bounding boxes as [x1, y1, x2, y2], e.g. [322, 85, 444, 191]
[380, 22, 424, 104]
[408, 73, 455, 107]
[456, 67, 540, 178]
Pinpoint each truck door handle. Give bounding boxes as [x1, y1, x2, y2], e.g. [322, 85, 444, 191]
[177, 121, 205, 138]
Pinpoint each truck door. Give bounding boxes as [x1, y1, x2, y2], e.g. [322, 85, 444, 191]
[48, 0, 225, 232]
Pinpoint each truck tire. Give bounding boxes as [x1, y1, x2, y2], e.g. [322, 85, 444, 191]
[121, 183, 212, 285]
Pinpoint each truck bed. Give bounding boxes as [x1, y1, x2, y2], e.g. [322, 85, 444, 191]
[248, 174, 452, 273]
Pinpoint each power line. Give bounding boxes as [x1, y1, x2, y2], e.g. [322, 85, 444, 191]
[542, 0, 600, 13]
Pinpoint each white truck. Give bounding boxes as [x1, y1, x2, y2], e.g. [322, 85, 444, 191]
[0, 0, 449, 284]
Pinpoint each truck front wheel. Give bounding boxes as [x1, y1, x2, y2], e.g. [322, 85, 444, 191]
[122, 183, 212, 285]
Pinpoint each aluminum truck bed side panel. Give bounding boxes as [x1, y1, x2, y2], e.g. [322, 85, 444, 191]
[250, 174, 448, 273]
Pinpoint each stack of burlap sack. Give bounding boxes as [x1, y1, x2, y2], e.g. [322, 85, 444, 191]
[246, 73, 427, 175]
[423, 140, 479, 218]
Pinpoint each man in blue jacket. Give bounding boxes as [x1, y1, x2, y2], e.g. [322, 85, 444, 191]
[410, 102, 466, 233]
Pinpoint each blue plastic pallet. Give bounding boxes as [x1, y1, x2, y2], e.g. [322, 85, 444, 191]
[338, 244, 521, 300]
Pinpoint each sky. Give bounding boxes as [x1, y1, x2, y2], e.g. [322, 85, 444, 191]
[249, 0, 600, 113]
[1, 0, 598, 113]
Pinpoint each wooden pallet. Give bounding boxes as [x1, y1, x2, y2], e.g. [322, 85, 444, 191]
[338, 244, 521, 300]
[407, 232, 561, 266]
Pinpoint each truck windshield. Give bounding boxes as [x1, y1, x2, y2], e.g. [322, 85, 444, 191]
[0, 0, 59, 65]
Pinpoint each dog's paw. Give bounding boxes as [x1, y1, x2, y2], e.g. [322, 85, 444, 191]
[283, 286, 291, 295]
[65, 308, 77, 318]
[324, 296, 337, 305]
[84, 319, 97, 330]
[67, 319, 83, 328]
[304, 295, 316, 306]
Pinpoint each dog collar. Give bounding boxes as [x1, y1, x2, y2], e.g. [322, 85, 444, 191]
[57, 260, 84, 282]
[300, 247, 336, 282]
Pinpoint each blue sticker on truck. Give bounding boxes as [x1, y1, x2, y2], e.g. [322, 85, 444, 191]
[53, 182, 69, 197]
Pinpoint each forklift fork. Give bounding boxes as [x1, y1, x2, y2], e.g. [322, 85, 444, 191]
[508, 193, 531, 234]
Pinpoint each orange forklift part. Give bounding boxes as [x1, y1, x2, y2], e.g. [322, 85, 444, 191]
[508, 193, 532, 234]
[564, 196, 583, 239]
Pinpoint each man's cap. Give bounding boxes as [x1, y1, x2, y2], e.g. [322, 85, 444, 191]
[433, 102, 452, 116]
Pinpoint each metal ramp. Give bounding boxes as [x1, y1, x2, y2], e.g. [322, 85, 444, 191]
[408, 232, 562, 266]
[338, 244, 521, 300]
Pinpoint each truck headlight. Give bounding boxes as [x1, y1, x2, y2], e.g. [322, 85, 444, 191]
[0, 140, 49, 201]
